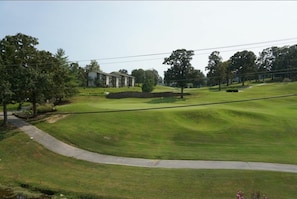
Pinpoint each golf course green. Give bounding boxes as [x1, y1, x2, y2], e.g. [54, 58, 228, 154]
[1, 81, 297, 198]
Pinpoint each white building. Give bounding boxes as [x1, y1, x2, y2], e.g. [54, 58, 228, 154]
[87, 71, 135, 88]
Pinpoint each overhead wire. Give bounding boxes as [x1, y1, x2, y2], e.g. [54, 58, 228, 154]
[75, 37, 297, 62]
[1, 37, 297, 69]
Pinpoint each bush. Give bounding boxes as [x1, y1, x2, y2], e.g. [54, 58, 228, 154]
[142, 79, 154, 93]
[37, 103, 56, 114]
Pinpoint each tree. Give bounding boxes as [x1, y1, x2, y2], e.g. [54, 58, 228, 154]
[119, 69, 128, 74]
[145, 69, 159, 86]
[53, 48, 78, 104]
[141, 78, 154, 93]
[189, 69, 205, 88]
[0, 33, 39, 122]
[0, 33, 79, 120]
[24, 50, 57, 116]
[163, 49, 195, 98]
[205, 51, 225, 90]
[0, 56, 13, 126]
[256, 47, 278, 81]
[85, 60, 101, 72]
[271, 45, 297, 80]
[131, 68, 145, 86]
[222, 60, 232, 86]
[69, 62, 87, 87]
[230, 50, 257, 86]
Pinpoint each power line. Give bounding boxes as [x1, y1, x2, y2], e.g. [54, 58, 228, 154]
[98, 42, 297, 66]
[193, 37, 297, 53]
[1, 37, 297, 68]
[72, 37, 297, 64]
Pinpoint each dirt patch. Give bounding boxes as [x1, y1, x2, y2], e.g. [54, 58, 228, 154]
[46, 114, 68, 124]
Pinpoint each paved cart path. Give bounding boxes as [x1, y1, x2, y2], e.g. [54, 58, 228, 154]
[3, 113, 297, 173]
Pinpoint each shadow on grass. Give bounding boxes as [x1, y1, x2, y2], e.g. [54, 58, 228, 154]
[146, 97, 187, 104]
[208, 85, 250, 92]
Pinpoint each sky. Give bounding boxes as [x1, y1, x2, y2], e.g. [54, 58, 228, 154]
[1, 1, 297, 77]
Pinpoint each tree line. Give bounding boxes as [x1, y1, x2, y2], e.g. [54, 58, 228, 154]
[206, 45, 297, 91]
[2, 33, 297, 125]
[0, 33, 161, 126]
[0, 33, 82, 126]
[0, 33, 123, 126]
[162, 44, 297, 97]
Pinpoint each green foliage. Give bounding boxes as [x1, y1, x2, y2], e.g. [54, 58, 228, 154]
[145, 69, 159, 86]
[163, 49, 195, 98]
[85, 60, 100, 72]
[131, 68, 145, 85]
[69, 62, 87, 87]
[206, 51, 225, 90]
[37, 103, 56, 114]
[230, 50, 257, 86]
[141, 78, 154, 93]
[118, 69, 128, 74]
[0, 33, 78, 120]
[132, 69, 160, 86]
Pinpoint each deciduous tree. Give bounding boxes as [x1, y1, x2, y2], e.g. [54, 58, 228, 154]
[163, 49, 195, 98]
[69, 62, 86, 87]
[205, 51, 225, 90]
[85, 60, 101, 72]
[0, 33, 39, 121]
[119, 69, 128, 74]
[230, 50, 257, 86]
[131, 68, 145, 86]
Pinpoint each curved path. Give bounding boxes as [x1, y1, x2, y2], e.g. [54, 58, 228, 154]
[4, 114, 297, 173]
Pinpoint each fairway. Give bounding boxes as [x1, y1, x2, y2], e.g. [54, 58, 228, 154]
[33, 82, 297, 164]
[1, 82, 297, 198]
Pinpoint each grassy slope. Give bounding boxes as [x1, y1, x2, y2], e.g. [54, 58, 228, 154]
[1, 82, 297, 198]
[1, 132, 297, 199]
[33, 82, 297, 163]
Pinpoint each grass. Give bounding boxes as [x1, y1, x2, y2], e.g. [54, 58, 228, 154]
[1, 131, 297, 198]
[1, 82, 297, 198]
[31, 82, 297, 164]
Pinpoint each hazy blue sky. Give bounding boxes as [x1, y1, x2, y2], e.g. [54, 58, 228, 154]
[1, 1, 297, 76]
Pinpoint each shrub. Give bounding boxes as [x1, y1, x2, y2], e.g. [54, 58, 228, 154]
[142, 79, 154, 93]
[37, 103, 56, 114]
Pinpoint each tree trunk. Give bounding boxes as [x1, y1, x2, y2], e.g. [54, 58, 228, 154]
[32, 93, 37, 117]
[180, 86, 184, 99]
[219, 81, 221, 91]
[2, 102, 8, 127]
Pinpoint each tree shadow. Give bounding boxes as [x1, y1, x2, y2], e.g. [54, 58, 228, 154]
[146, 97, 187, 104]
